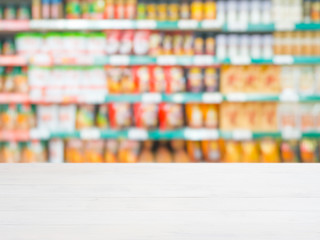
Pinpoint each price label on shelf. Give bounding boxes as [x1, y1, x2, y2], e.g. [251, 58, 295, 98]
[80, 129, 100, 140]
[171, 94, 184, 103]
[230, 56, 251, 65]
[203, 129, 219, 140]
[232, 130, 252, 140]
[157, 56, 177, 65]
[273, 56, 294, 65]
[202, 93, 223, 103]
[128, 128, 148, 140]
[282, 129, 301, 140]
[178, 20, 198, 29]
[275, 22, 295, 31]
[201, 20, 222, 29]
[65, 20, 90, 30]
[279, 92, 299, 102]
[184, 128, 205, 140]
[110, 55, 130, 65]
[93, 20, 133, 29]
[226, 93, 247, 102]
[30, 128, 50, 140]
[142, 93, 162, 103]
[193, 56, 214, 66]
[79, 94, 105, 104]
[227, 22, 248, 31]
[136, 20, 157, 29]
[30, 20, 51, 29]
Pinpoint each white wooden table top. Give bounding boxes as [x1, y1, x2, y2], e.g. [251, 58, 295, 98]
[0, 164, 319, 240]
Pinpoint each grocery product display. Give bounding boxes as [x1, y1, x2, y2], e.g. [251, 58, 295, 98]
[1, 138, 320, 163]
[0, 0, 319, 163]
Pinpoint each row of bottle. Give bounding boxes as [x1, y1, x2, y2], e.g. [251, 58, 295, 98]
[1, 138, 319, 163]
[218, 0, 320, 24]
[4, 1, 319, 23]
[12, 31, 320, 57]
[16, 31, 215, 57]
[31, 0, 216, 20]
[217, 32, 320, 59]
[221, 65, 320, 94]
[0, 102, 315, 132]
[29, 64, 320, 96]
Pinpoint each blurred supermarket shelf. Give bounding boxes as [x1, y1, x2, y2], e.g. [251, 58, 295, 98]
[3, 93, 320, 104]
[2, 55, 319, 67]
[0, 93, 311, 104]
[1, 20, 320, 32]
[3, 128, 320, 141]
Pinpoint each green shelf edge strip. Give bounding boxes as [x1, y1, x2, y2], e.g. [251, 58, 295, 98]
[26, 20, 320, 31]
[93, 56, 320, 66]
[39, 130, 320, 140]
[3, 93, 320, 103]
[102, 94, 320, 103]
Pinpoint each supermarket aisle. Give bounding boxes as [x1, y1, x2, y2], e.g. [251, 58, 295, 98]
[0, 164, 319, 240]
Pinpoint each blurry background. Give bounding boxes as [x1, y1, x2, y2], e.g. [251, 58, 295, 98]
[0, 0, 319, 163]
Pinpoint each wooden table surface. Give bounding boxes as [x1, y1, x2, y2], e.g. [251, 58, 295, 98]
[0, 164, 319, 240]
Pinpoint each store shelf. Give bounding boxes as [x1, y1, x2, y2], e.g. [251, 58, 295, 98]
[223, 22, 320, 32]
[27, 55, 320, 66]
[0, 130, 30, 141]
[5, 129, 320, 141]
[0, 55, 28, 66]
[0, 94, 29, 103]
[28, 19, 222, 30]
[4, 93, 320, 104]
[2, 20, 319, 32]
[0, 20, 30, 31]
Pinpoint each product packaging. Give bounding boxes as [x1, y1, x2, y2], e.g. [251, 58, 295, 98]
[104, 140, 118, 163]
[76, 104, 95, 129]
[202, 140, 221, 162]
[109, 103, 131, 129]
[260, 139, 281, 163]
[134, 103, 158, 129]
[159, 103, 184, 130]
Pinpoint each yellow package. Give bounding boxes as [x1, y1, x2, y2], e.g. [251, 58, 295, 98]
[203, 104, 218, 129]
[241, 141, 260, 163]
[84, 140, 104, 163]
[223, 141, 242, 163]
[260, 139, 281, 163]
[65, 139, 84, 163]
[186, 103, 203, 128]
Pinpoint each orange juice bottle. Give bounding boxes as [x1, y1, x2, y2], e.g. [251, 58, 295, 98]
[260, 139, 281, 163]
[204, 0, 216, 19]
[191, 0, 203, 20]
[241, 141, 260, 163]
[223, 141, 242, 163]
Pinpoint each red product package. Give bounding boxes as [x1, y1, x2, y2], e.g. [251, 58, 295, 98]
[165, 67, 186, 93]
[109, 103, 132, 129]
[150, 66, 166, 93]
[125, 0, 136, 19]
[104, 1, 114, 19]
[134, 103, 158, 129]
[159, 103, 184, 130]
[134, 31, 151, 55]
[106, 30, 121, 55]
[133, 66, 150, 93]
[115, 0, 125, 19]
[119, 30, 134, 55]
